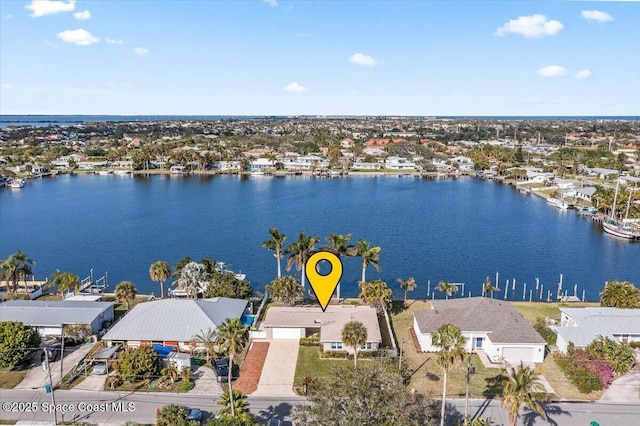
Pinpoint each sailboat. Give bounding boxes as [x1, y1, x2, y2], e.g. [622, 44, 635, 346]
[601, 179, 640, 240]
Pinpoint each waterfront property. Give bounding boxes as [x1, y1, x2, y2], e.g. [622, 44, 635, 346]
[260, 305, 382, 353]
[555, 307, 640, 353]
[412, 298, 546, 365]
[0, 300, 114, 337]
[101, 297, 250, 351]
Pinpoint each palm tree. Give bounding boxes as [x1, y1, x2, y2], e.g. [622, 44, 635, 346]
[0, 257, 18, 296]
[355, 239, 381, 282]
[285, 232, 320, 294]
[172, 256, 192, 278]
[342, 320, 367, 366]
[436, 280, 458, 299]
[482, 276, 500, 297]
[161, 364, 179, 385]
[600, 280, 640, 308]
[266, 275, 303, 306]
[397, 277, 417, 306]
[191, 327, 217, 363]
[432, 324, 466, 426]
[149, 260, 171, 299]
[1, 250, 35, 295]
[262, 227, 287, 278]
[51, 271, 80, 297]
[114, 281, 137, 310]
[216, 317, 249, 417]
[502, 362, 548, 426]
[217, 389, 251, 418]
[179, 262, 208, 298]
[323, 233, 356, 300]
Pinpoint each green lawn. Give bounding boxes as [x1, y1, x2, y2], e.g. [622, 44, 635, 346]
[512, 301, 599, 326]
[293, 346, 354, 394]
[0, 367, 27, 389]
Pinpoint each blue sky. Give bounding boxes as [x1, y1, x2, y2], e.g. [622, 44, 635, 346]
[0, 0, 639, 115]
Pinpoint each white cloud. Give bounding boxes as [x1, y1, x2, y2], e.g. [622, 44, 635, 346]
[284, 82, 306, 93]
[349, 52, 383, 67]
[581, 10, 614, 23]
[494, 14, 564, 38]
[57, 29, 99, 46]
[73, 10, 91, 20]
[537, 65, 568, 77]
[27, 0, 75, 18]
[134, 47, 149, 55]
[263, 0, 278, 6]
[1, 84, 12, 89]
[105, 38, 123, 45]
[575, 69, 592, 79]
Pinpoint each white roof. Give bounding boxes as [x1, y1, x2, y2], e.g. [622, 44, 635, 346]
[102, 297, 248, 342]
[0, 300, 113, 327]
[557, 307, 640, 347]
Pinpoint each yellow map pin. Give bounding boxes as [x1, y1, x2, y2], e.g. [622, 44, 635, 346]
[306, 251, 343, 312]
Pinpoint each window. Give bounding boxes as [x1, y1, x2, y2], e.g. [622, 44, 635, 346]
[330, 342, 343, 350]
[359, 342, 375, 350]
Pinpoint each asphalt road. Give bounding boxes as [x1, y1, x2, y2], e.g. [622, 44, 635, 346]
[2, 389, 639, 425]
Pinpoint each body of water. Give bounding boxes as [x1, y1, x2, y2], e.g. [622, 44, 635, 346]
[1, 115, 637, 128]
[1, 175, 638, 301]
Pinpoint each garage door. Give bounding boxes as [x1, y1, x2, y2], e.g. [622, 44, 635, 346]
[502, 347, 534, 364]
[272, 328, 303, 339]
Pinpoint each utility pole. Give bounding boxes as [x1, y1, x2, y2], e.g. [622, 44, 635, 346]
[464, 355, 476, 425]
[60, 324, 65, 384]
[43, 349, 58, 425]
[398, 338, 404, 371]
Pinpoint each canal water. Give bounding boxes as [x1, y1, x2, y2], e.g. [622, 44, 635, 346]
[1, 174, 638, 300]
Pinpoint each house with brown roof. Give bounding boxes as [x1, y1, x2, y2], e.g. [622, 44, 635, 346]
[412, 298, 545, 365]
[261, 305, 382, 353]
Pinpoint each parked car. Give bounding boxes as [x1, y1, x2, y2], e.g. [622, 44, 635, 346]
[183, 406, 202, 421]
[40, 342, 62, 363]
[214, 358, 229, 383]
[93, 362, 107, 375]
[268, 419, 283, 426]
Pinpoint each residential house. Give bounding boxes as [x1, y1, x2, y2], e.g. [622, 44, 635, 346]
[352, 160, 382, 171]
[575, 186, 597, 202]
[385, 156, 417, 171]
[260, 305, 382, 353]
[555, 307, 640, 353]
[248, 158, 274, 172]
[412, 298, 546, 365]
[0, 300, 114, 337]
[101, 297, 250, 352]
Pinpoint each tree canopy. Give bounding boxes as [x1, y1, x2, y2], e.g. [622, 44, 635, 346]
[600, 280, 640, 308]
[0, 321, 41, 368]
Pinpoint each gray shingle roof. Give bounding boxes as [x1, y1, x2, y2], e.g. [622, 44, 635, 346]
[262, 305, 382, 343]
[413, 297, 545, 344]
[101, 297, 248, 342]
[0, 300, 114, 327]
[557, 307, 640, 347]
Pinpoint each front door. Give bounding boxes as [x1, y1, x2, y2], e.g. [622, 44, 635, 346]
[475, 337, 483, 349]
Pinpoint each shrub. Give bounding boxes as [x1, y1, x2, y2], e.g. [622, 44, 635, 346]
[554, 348, 614, 393]
[179, 381, 195, 392]
[300, 337, 320, 347]
[534, 317, 557, 346]
[114, 346, 161, 383]
[0, 321, 41, 368]
[357, 350, 380, 358]
[586, 335, 635, 375]
[630, 341, 640, 349]
[320, 350, 348, 359]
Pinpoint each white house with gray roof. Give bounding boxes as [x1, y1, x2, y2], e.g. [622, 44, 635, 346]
[0, 300, 114, 337]
[101, 297, 249, 352]
[555, 307, 640, 353]
[413, 298, 545, 365]
[261, 305, 382, 353]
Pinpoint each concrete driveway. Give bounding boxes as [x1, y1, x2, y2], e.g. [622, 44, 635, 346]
[600, 371, 640, 404]
[15, 342, 96, 390]
[252, 340, 299, 397]
[190, 364, 224, 396]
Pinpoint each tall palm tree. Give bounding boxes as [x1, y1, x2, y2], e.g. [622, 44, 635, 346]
[114, 281, 137, 310]
[51, 271, 80, 297]
[502, 363, 548, 426]
[149, 260, 171, 299]
[191, 327, 217, 363]
[397, 277, 417, 306]
[482, 276, 500, 297]
[355, 239, 381, 282]
[358, 279, 394, 352]
[179, 262, 208, 298]
[262, 227, 287, 278]
[342, 320, 367, 366]
[216, 317, 249, 418]
[285, 232, 320, 294]
[1, 256, 19, 296]
[2, 250, 35, 295]
[432, 323, 466, 426]
[436, 280, 458, 299]
[217, 389, 251, 418]
[323, 233, 356, 300]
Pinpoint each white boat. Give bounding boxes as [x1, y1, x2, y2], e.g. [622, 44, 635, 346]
[9, 179, 25, 189]
[329, 170, 341, 178]
[97, 170, 112, 176]
[216, 262, 246, 281]
[601, 179, 640, 240]
[250, 171, 265, 176]
[546, 197, 559, 204]
[577, 207, 597, 216]
[556, 199, 570, 210]
[518, 187, 531, 195]
[114, 170, 132, 175]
